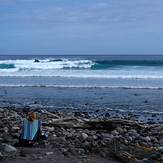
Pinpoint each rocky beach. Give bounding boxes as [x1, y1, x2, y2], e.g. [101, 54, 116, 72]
[0, 107, 163, 163]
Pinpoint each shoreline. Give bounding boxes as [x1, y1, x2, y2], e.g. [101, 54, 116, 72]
[1, 107, 163, 163]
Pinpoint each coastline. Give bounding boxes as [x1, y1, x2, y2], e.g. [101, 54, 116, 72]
[1, 107, 163, 163]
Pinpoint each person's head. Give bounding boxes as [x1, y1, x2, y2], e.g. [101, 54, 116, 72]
[28, 112, 36, 122]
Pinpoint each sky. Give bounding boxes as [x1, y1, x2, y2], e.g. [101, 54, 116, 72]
[0, 0, 163, 55]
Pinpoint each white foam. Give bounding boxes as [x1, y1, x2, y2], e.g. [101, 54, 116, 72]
[1, 59, 163, 79]
[1, 70, 163, 79]
[0, 59, 94, 70]
[0, 84, 162, 90]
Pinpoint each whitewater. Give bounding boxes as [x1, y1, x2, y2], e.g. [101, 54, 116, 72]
[1, 55, 163, 121]
[1, 56, 163, 79]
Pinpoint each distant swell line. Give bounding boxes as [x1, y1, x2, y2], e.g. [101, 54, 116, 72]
[0, 84, 163, 89]
[0, 74, 163, 79]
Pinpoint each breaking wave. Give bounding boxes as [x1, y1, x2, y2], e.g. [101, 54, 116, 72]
[1, 57, 163, 79]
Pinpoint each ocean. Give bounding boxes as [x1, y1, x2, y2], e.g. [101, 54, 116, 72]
[1, 54, 163, 121]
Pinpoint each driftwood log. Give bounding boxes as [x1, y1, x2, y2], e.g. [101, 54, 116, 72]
[42, 117, 163, 130]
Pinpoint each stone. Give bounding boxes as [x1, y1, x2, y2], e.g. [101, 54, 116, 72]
[68, 148, 78, 155]
[2, 135, 11, 143]
[139, 158, 149, 163]
[153, 142, 160, 148]
[105, 113, 110, 117]
[111, 130, 119, 136]
[50, 137, 66, 142]
[68, 148, 85, 155]
[139, 141, 151, 148]
[55, 130, 64, 137]
[45, 152, 54, 155]
[81, 141, 89, 149]
[78, 133, 88, 142]
[20, 148, 39, 155]
[135, 136, 148, 142]
[143, 136, 151, 142]
[0, 120, 4, 128]
[4, 144, 17, 152]
[116, 127, 123, 131]
[125, 136, 132, 142]
[0, 138, 4, 143]
[0, 108, 4, 112]
[119, 129, 125, 136]
[3, 127, 9, 132]
[151, 126, 163, 132]
[11, 126, 20, 130]
[13, 133, 20, 139]
[128, 131, 139, 137]
[0, 152, 2, 160]
[150, 136, 158, 143]
[99, 150, 107, 157]
[92, 135, 98, 140]
[87, 136, 94, 142]
[37, 156, 43, 160]
[44, 126, 54, 131]
[62, 150, 70, 156]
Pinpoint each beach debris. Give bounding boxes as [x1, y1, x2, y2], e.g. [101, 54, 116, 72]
[1, 107, 163, 162]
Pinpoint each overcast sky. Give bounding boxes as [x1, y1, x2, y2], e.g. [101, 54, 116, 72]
[0, 0, 163, 55]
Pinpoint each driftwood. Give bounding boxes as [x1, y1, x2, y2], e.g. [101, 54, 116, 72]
[104, 137, 162, 163]
[82, 119, 163, 130]
[1, 111, 23, 121]
[44, 122, 82, 128]
[51, 117, 85, 123]
[41, 110, 60, 118]
[82, 119, 146, 129]
[42, 118, 156, 130]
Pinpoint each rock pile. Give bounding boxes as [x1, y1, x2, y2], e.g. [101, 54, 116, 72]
[1, 107, 163, 163]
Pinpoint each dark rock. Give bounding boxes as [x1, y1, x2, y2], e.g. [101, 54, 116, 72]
[3, 135, 11, 143]
[34, 59, 40, 63]
[78, 133, 88, 142]
[13, 133, 20, 139]
[3, 144, 17, 152]
[74, 112, 82, 116]
[0, 121, 4, 128]
[87, 136, 94, 142]
[105, 113, 110, 117]
[20, 148, 39, 156]
[85, 103, 90, 105]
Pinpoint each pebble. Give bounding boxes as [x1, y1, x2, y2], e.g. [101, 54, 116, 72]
[1, 107, 163, 163]
[3, 127, 9, 132]
[78, 133, 88, 142]
[44, 126, 54, 131]
[87, 136, 94, 142]
[2, 135, 11, 143]
[0, 151, 2, 158]
[0, 138, 4, 143]
[50, 137, 66, 142]
[45, 152, 54, 155]
[11, 127, 20, 130]
[37, 156, 43, 160]
[20, 148, 39, 155]
[0, 121, 4, 128]
[4, 144, 17, 152]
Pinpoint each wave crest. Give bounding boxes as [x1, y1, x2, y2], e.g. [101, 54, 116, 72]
[0, 84, 163, 90]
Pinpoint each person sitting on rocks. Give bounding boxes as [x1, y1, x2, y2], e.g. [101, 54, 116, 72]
[15, 112, 42, 147]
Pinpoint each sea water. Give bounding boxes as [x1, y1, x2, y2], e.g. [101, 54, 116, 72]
[0, 55, 163, 121]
